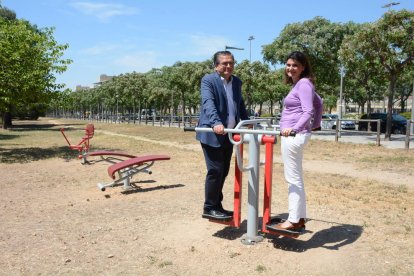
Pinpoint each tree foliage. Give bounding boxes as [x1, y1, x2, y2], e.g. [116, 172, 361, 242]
[0, 5, 71, 128]
[339, 9, 414, 139]
[262, 17, 358, 98]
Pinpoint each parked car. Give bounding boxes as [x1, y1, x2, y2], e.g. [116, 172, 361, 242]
[358, 113, 407, 134]
[321, 114, 356, 130]
[140, 109, 158, 120]
[274, 113, 282, 124]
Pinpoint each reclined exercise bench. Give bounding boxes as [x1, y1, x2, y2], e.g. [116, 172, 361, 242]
[97, 154, 171, 191]
[84, 150, 137, 164]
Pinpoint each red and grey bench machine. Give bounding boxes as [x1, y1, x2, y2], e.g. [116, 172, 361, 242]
[186, 119, 303, 245]
[60, 123, 170, 191]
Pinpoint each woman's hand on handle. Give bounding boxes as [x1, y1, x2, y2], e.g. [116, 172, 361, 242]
[281, 128, 294, 137]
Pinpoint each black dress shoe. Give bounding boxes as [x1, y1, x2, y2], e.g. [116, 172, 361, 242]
[219, 208, 233, 216]
[202, 209, 232, 221]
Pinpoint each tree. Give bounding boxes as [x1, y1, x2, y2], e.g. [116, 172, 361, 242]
[259, 68, 290, 115]
[0, 14, 71, 128]
[234, 60, 254, 111]
[262, 17, 358, 102]
[234, 61, 289, 115]
[166, 61, 211, 121]
[0, 3, 16, 20]
[338, 23, 387, 115]
[394, 68, 414, 112]
[339, 10, 414, 139]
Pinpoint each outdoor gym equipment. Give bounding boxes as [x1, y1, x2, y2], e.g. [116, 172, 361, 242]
[60, 124, 138, 164]
[60, 123, 95, 164]
[60, 123, 171, 191]
[185, 119, 304, 244]
[97, 154, 171, 191]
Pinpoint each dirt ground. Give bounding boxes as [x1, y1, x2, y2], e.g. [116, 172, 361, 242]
[0, 118, 413, 275]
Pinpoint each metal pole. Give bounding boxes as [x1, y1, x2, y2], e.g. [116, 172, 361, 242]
[339, 66, 344, 120]
[116, 94, 119, 123]
[248, 36, 254, 62]
[411, 80, 414, 135]
[241, 132, 263, 245]
[171, 91, 174, 125]
[249, 40, 251, 62]
[376, 119, 381, 146]
[248, 36, 255, 113]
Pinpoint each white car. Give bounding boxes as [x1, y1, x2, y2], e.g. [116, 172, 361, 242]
[321, 114, 355, 130]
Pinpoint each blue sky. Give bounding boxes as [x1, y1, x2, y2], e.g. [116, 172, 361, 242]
[3, 0, 413, 90]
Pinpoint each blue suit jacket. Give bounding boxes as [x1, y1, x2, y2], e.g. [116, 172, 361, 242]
[196, 72, 249, 147]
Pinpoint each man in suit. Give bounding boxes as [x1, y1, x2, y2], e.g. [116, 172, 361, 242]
[197, 51, 249, 220]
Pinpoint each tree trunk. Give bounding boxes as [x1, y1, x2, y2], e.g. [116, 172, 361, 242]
[400, 97, 406, 113]
[2, 112, 12, 129]
[367, 92, 372, 115]
[385, 75, 396, 141]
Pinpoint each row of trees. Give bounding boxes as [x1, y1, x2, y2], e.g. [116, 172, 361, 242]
[0, 3, 71, 128]
[50, 60, 292, 121]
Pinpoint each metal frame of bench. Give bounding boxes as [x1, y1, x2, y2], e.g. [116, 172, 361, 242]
[84, 151, 137, 164]
[97, 154, 171, 191]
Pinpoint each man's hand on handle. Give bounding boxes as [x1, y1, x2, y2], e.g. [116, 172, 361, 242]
[213, 124, 225, 135]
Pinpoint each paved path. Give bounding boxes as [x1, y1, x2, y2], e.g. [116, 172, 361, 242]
[312, 131, 413, 149]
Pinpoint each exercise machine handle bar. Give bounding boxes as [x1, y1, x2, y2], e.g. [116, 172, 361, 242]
[184, 119, 295, 172]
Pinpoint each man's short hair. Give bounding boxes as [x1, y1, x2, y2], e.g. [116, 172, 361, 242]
[213, 51, 234, 66]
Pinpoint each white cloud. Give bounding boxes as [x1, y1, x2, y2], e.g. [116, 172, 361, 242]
[114, 51, 160, 72]
[70, 2, 138, 21]
[80, 44, 119, 55]
[188, 34, 233, 56]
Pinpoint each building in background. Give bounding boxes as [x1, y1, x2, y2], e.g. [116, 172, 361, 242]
[93, 74, 114, 87]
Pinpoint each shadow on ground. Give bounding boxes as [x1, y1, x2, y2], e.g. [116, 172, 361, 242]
[7, 122, 84, 132]
[212, 220, 248, 240]
[268, 219, 363, 252]
[120, 183, 185, 194]
[0, 146, 77, 163]
[209, 216, 363, 251]
[0, 134, 20, 141]
[8, 123, 58, 131]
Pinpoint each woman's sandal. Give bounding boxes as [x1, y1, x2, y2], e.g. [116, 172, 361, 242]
[274, 218, 306, 234]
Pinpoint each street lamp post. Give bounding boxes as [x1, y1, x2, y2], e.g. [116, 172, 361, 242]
[411, 80, 414, 135]
[171, 91, 174, 125]
[339, 65, 345, 120]
[248, 36, 255, 63]
[248, 36, 255, 114]
[116, 94, 119, 123]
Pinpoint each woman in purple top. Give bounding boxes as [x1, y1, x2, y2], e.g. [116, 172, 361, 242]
[276, 51, 323, 232]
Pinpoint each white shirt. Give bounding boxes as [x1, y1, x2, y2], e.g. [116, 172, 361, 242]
[221, 76, 236, 129]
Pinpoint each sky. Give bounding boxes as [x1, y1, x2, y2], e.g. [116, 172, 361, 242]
[3, 0, 413, 90]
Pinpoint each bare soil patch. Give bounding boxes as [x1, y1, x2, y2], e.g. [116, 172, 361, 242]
[0, 118, 413, 275]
